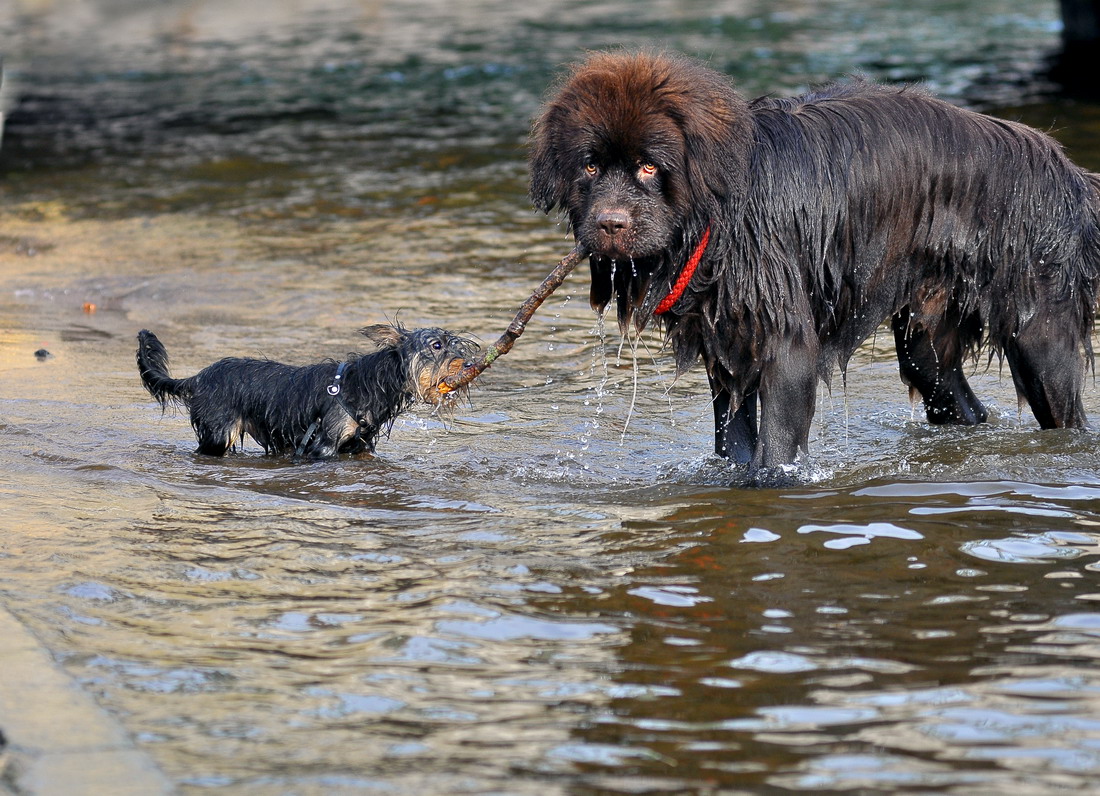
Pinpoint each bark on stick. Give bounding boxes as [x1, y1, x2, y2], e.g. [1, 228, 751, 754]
[438, 245, 587, 395]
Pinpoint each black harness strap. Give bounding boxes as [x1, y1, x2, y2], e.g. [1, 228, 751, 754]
[327, 360, 349, 396]
[327, 360, 365, 426]
[294, 418, 323, 459]
[294, 361, 361, 459]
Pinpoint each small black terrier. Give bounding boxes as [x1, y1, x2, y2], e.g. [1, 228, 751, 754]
[136, 324, 478, 458]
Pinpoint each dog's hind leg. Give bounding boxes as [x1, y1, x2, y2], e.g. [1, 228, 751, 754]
[1002, 301, 1089, 429]
[709, 375, 758, 464]
[892, 307, 988, 425]
[190, 405, 242, 456]
[193, 423, 236, 456]
[195, 436, 231, 456]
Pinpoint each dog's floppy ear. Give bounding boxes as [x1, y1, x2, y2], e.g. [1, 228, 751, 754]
[359, 324, 407, 349]
[528, 106, 573, 213]
[677, 67, 753, 209]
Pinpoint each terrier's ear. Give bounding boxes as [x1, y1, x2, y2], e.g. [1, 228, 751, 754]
[359, 324, 406, 349]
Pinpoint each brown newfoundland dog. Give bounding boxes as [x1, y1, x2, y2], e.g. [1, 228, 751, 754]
[529, 51, 1100, 473]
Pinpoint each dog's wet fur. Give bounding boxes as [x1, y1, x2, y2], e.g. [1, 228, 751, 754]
[136, 324, 478, 459]
[530, 51, 1100, 473]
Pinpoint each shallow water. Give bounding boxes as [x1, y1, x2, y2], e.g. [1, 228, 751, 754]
[4, 0, 1100, 793]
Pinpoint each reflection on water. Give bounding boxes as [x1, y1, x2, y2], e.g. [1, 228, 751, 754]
[4, 0, 1100, 793]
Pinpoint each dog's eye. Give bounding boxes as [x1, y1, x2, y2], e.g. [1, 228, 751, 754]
[583, 162, 598, 177]
[432, 340, 443, 351]
[638, 163, 657, 179]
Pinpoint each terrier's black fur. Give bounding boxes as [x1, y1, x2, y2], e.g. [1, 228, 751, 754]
[136, 324, 478, 458]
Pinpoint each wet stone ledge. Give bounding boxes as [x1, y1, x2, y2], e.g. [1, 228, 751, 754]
[0, 607, 173, 796]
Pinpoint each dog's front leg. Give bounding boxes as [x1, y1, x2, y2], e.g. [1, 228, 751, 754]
[753, 336, 818, 471]
[708, 375, 758, 465]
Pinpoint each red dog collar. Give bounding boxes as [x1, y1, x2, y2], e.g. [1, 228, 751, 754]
[654, 224, 711, 315]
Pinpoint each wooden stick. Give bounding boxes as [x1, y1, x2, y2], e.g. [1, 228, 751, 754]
[438, 244, 588, 395]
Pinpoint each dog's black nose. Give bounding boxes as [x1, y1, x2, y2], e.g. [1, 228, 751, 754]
[596, 209, 631, 236]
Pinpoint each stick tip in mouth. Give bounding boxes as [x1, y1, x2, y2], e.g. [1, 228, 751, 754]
[423, 358, 470, 405]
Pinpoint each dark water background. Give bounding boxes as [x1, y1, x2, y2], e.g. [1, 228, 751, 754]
[4, 1, 1100, 793]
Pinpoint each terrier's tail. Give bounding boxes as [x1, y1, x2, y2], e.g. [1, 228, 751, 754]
[136, 330, 193, 408]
